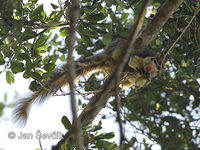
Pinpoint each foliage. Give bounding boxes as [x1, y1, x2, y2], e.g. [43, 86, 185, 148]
[0, 0, 200, 149]
[61, 120, 118, 149]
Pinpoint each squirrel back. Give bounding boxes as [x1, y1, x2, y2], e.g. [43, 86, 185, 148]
[13, 39, 125, 125]
[13, 38, 159, 125]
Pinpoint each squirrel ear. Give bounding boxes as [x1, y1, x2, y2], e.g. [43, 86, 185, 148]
[128, 56, 143, 69]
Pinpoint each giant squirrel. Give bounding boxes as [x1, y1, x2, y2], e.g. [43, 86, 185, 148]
[13, 38, 160, 125]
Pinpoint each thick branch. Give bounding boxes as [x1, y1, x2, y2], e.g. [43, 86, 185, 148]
[134, 0, 184, 52]
[78, 0, 152, 124]
[76, 0, 184, 129]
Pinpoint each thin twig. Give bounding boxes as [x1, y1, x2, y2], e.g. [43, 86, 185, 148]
[53, 89, 102, 96]
[114, 84, 125, 149]
[39, 138, 44, 150]
[161, 6, 200, 67]
[88, 24, 127, 39]
[137, 0, 184, 53]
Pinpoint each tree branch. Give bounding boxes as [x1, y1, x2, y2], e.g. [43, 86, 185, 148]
[134, 0, 184, 52]
[53, 0, 151, 149]
[52, 0, 184, 149]
[162, 6, 200, 65]
[66, 0, 83, 149]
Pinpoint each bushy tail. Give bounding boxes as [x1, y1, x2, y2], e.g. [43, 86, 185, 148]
[12, 59, 104, 126]
[12, 68, 69, 125]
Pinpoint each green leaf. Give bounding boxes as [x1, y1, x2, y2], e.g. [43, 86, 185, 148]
[84, 75, 101, 91]
[35, 34, 48, 48]
[0, 102, 5, 117]
[29, 80, 41, 91]
[81, 35, 93, 47]
[60, 55, 65, 62]
[156, 39, 162, 45]
[41, 11, 47, 21]
[115, 0, 127, 8]
[23, 70, 31, 79]
[0, 52, 5, 65]
[102, 7, 107, 15]
[36, 44, 49, 51]
[44, 63, 55, 72]
[23, 30, 37, 41]
[50, 41, 57, 47]
[88, 13, 106, 23]
[0, 45, 12, 57]
[11, 61, 25, 74]
[51, 3, 59, 9]
[103, 34, 112, 46]
[96, 132, 115, 140]
[42, 56, 50, 65]
[48, 11, 62, 21]
[25, 59, 33, 69]
[17, 53, 29, 61]
[78, 99, 82, 106]
[30, 71, 43, 81]
[58, 48, 67, 54]
[30, 4, 44, 21]
[59, 27, 69, 37]
[101, 132, 115, 139]
[0, 19, 8, 34]
[4, 93, 7, 102]
[96, 140, 117, 149]
[61, 116, 72, 130]
[89, 125, 102, 132]
[45, 20, 61, 26]
[6, 71, 15, 84]
[121, 13, 129, 21]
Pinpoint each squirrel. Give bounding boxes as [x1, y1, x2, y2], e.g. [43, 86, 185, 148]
[13, 38, 160, 125]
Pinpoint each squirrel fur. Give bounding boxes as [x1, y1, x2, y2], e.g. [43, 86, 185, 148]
[13, 38, 159, 125]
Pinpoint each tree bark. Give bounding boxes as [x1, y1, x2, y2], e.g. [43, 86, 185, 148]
[134, 0, 184, 53]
